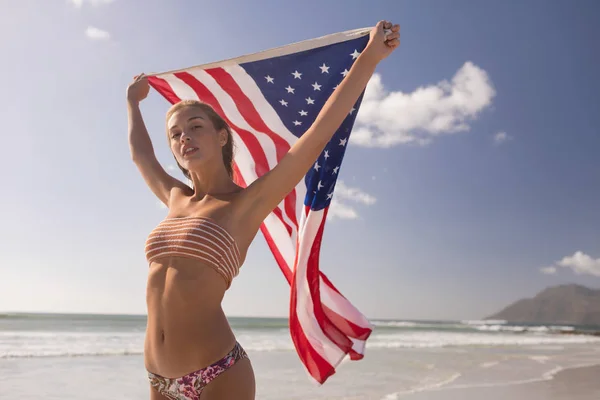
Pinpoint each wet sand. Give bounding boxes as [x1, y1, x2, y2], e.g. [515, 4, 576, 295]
[401, 364, 600, 400]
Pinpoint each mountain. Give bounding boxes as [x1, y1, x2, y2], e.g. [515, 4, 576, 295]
[486, 284, 600, 325]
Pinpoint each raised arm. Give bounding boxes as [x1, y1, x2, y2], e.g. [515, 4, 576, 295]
[237, 21, 400, 227]
[127, 74, 187, 206]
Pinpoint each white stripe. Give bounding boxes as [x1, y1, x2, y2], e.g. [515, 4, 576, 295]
[227, 126, 298, 263]
[300, 205, 372, 340]
[319, 277, 373, 330]
[262, 212, 298, 272]
[199, 68, 300, 237]
[225, 64, 299, 145]
[294, 209, 345, 363]
[160, 74, 202, 103]
[148, 27, 371, 77]
[186, 69, 280, 171]
[349, 337, 366, 356]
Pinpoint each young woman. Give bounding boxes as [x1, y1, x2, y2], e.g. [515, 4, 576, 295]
[127, 20, 400, 400]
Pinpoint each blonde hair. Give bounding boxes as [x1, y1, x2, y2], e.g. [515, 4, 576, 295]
[165, 100, 235, 179]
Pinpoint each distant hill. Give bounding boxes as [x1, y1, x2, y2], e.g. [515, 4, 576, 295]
[486, 284, 600, 325]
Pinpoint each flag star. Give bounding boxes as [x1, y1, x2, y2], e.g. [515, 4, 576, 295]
[323, 150, 329, 159]
[306, 97, 315, 105]
[293, 120, 302, 126]
[341, 69, 349, 77]
[333, 84, 339, 90]
[279, 99, 288, 106]
[312, 82, 322, 91]
[265, 75, 274, 83]
[292, 70, 302, 79]
[350, 49, 361, 59]
[333, 166, 340, 174]
[319, 63, 330, 73]
[349, 107, 356, 115]
[339, 137, 347, 146]
[317, 180, 324, 190]
[299, 110, 308, 116]
[327, 192, 333, 200]
[314, 161, 320, 171]
[285, 85, 295, 94]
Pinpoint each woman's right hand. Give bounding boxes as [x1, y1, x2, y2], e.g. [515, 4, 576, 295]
[127, 73, 150, 104]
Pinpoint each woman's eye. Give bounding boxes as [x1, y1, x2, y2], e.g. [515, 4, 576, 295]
[192, 125, 202, 130]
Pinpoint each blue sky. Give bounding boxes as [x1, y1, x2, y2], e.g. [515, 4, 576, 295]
[1, 0, 599, 321]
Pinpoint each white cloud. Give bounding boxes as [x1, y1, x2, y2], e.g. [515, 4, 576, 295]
[540, 266, 557, 275]
[555, 251, 600, 277]
[166, 165, 177, 172]
[85, 26, 110, 40]
[352, 61, 496, 148]
[493, 131, 511, 145]
[68, 0, 115, 7]
[328, 181, 376, 220]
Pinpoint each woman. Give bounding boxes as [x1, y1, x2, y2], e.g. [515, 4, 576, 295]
[127, 20, 400, 400]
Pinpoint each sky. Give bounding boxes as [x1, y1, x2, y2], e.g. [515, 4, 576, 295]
[1, 0, 599, 321]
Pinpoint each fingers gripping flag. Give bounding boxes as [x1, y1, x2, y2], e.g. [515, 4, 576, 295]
[147, 28, 374, 384]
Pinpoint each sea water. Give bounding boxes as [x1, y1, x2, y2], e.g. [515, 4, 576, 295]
[1, 313, 599, 399]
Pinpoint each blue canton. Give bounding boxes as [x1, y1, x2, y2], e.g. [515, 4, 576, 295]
[240, 35, 370, 210]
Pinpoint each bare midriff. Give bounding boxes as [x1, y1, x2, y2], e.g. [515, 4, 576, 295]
[144, 256, 237, 379]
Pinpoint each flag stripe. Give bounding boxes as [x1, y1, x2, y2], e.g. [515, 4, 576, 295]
[175, 70, 299, 240]
[303, 207, 357, 356]
[206, 67, 300, 233]
[289, 288, 336, 384]
[320, 276, 373, 332]
[292, 208, 346, 365]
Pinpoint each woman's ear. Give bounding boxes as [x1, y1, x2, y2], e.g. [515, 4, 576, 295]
[218, 129, 228, 147]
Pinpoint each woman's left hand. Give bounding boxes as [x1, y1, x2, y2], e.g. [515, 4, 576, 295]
[362, 20, 400, 63]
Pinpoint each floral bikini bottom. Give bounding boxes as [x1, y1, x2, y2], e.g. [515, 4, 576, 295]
[148, 342, 248, 400]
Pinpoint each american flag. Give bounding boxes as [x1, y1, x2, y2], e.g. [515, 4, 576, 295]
[147, 27, 374, 384]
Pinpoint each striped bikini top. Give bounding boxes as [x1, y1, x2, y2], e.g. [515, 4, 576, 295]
[145, 216, 241, 288]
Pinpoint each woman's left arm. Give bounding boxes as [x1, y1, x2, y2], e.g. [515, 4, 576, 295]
[237, 20, 400, 226]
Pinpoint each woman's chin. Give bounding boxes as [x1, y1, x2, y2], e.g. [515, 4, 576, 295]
[181, 157, 206, 173]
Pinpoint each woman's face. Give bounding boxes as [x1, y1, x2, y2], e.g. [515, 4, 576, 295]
[167, 106, 226, 174]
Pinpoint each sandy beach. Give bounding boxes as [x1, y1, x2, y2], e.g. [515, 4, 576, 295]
[400, 364, 600, 400]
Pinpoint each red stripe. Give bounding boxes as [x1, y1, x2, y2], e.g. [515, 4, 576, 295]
[322, 304, 372, 341]
[303, 206, 354, 355]
[174, 72, 270, 174]
[205, 68, 292, 160]
[148, 76, 181, 105]
[289, 273, 336, 384]
[348, 349, 365, 361]
[174, 71, 296, 237]
[206, 67, 299, 231]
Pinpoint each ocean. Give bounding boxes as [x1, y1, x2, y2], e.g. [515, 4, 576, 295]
[1, 313, 600, 399]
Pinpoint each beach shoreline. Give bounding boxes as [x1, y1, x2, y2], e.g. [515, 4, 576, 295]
[3, 314, 600, 399]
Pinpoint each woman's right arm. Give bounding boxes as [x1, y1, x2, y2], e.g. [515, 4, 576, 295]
[127, 74, 186, 206]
